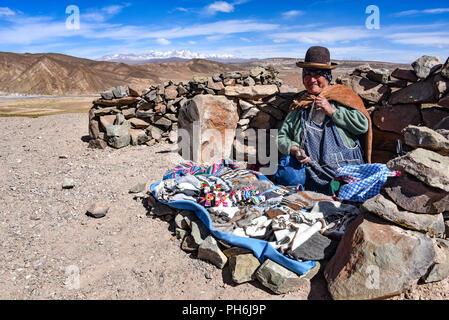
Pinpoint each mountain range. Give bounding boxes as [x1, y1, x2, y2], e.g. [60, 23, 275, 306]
[0, 51, 409, 96]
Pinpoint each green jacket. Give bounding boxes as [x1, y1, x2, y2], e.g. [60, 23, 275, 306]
[278, 103, 369, 156]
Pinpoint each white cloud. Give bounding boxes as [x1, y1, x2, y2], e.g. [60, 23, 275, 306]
[83, 4, 129, 22]
[206, 1, 235, 15]
[0, 7, 15, 16]
[282, 10, 304, 18]
[188, 40, 197, 45]
[272, 26, 374, 44]
[156, 38, 171, 45]
[394, 8, 449, 17]
[386, 32, 449, 46]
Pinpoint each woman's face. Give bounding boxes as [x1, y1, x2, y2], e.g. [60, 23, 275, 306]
[303, 72, 329, 95]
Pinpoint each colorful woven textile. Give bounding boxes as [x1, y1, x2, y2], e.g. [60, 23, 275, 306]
[334, 164, 401, 203]
[163, 159, 240, 180]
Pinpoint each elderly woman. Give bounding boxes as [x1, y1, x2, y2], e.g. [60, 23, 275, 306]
[275, 46, 373, 194]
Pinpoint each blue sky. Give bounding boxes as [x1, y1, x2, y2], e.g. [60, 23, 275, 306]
[0, 0, 448, 62]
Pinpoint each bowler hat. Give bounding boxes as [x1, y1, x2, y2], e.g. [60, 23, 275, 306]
[296, 46, 338, 70]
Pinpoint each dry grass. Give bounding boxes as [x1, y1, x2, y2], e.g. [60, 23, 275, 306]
[0, 97, 95, 117]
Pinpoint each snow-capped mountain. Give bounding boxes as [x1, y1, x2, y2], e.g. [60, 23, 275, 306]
[99, 50, 251, 65]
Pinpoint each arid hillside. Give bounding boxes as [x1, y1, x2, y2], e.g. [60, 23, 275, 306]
[0, 52, 238, 96]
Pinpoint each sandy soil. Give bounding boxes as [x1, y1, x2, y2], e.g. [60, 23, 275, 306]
[0, 113, 447, 300]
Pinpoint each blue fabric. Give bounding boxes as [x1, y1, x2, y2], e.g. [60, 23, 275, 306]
[273, 155, 307, 187]
[150, 179, 316, 276]
[301, 106, 365, 194]
[336, 164, 393, 203]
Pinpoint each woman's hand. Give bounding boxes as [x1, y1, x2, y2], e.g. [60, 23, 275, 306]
[290, 146, 311, 164]
[315, 96, 337, 117]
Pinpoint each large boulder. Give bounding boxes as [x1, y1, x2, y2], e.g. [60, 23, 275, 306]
[391, 68, 418, 82]
[387, 148, 449, 192]
[178, 95, 239, 164]
[372, 105, 421, 134]
[383, 173, 449, 214]
[422, 107, 449, 128]
[388, 74, 440, 105]
[229, 254, 261, 284]
[338, 75, 390, 103]
[423, 239, 449, 284]
[362, 194, 445, 237]
[224, 85, 279, 100]
[324, 213, 435, 300]
[403, 125, 449, 156]
[412, 55, 442, 79]
[255, 259, 309, 295]
[105, 122, 131, 149]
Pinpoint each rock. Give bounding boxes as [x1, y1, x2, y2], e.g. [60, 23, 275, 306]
[387, 148, 449, 192]
[435, 116, 449, 130]
[89, 118, 100, 140]
[130, 129, 149, 146]
[241, 107, 260, 119]
[148, 126, 163, 141]
[366, 69, 390, 84]
[94, 97, 140, 107]
[291, 232, 339, 261]
[93, 106, 120, 116]
[190, 220, 210, 247]
[175, 214, 190, 230]
[362, 194, 445, 237]
[193, 76, 208, 84]
[324, 213, 435, 300]
[62, 178, 75, 189]
[223, 78, 236, 86]
[440, 94, 449, 108]
[255, 259, 308, 295]
[354, 64, 372, 74]
[250, 111, 276, 129]
[154, 104, 167, 114]
[250, 67, 265, 78]
[372, 126, 403, 154]
[386, 79, 408, 88]
[372, 105, 421, 134]
[101, 89, 114, 100]
[372, 150, 396, 164]
[239, 99, 255, 112]
[391, 68, 418, 82]
[168, 131, 178, 144]
[389, 74, 440, 105]
[229, 254, 261, 284]
[383, 173, 449, 214]
[99, 115, 116, 131]
[86, 202, 110, 219]
[435, 74, 449, 98]
[212, 74, 222, 82]
[404, 125, 449, 156]
[258, 105, 285, 121]
[338, 75, 390, 103]
[181, 235, 198, 252]
[106, 123, 131, 149]
[412, 55, 442, 79]
[222, 247, 252, 258]
[128, 86, 140, 97]
[422, 107, 449, 128]
[129, 183, 146, 194]
[176, 228, 188, 241]
[422, 239, 449, 283]
[224, 85, 279, 100]
[164, 85, 178, 100]
[129, 118, 150, 129]
[178, 95, 239, 164]
[244, 77, 256, 86]
[197, 236, 228, 269]
[442, 58, 449, 80]
[122, 108, 136, 119]
[88, 139, 107, 149]
[207, 78, 224, 91]
[153, 116, 172, 130]
[112, 86, 128, 99]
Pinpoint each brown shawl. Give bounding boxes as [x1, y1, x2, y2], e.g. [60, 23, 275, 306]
[290, 84, 372, 163]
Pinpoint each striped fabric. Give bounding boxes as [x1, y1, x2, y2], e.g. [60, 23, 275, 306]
[163, 159, 240, 180]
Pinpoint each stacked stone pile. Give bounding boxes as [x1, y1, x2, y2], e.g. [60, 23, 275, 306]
[324, 124, 449, 300]
[88, 66, 284, 151]
[337, 55, 449, 163]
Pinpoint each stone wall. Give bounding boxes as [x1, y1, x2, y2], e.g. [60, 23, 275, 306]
[88, 55, 449, 165]
[337, 55, 449, 163]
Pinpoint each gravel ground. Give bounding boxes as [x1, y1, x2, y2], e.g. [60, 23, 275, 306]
[0, 113, 447, 300]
